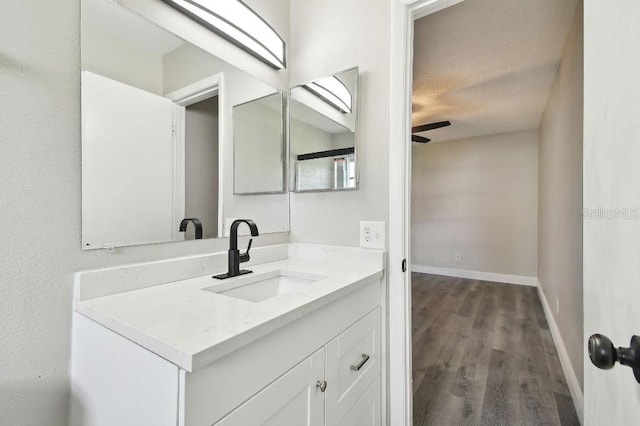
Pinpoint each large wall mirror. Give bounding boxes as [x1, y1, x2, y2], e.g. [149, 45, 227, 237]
[81, 0, 288, 250]
[289, 68, 359, 192]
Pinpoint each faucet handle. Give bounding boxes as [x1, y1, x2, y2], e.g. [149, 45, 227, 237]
[239, 238, 253, 263]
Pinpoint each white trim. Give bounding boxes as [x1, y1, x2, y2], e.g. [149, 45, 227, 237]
[411, 265, 538, 287]
[410, 0, 467, 20]
[388, 1, 467, 424]
[388, 2, 413, 424]
[537, 281, 584, 425]
[165, 74, 222, 107]
[165, 73, 225, 238]
[216, 73, 225, 238]
[172, 103, 187, 242]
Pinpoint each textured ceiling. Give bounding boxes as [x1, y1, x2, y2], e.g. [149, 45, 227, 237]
[412, 0, 579, 143]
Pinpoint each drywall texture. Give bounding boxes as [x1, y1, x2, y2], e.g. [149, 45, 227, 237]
[411, 0, 579, 143]
[538, 2, 583, 390]
[289, 0, 391, 246]
[0, 1, 288, 424]
[411, 130, 539, 277]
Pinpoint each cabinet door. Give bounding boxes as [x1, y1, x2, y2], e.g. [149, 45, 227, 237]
[216, 348, 325, 426]
[339, 377, 380, 426]
[326, 308, 381, 425]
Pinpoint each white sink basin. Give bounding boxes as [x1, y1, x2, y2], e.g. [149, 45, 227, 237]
[203, 269, 327, 303]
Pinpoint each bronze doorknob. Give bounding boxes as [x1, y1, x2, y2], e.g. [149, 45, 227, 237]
[588, 333, 640, 383]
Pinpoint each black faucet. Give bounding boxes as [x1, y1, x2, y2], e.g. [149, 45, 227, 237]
[179, 218, 203, 240]
[213, 219, 259, 280]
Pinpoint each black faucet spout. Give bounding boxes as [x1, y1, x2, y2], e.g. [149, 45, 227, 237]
[229, 219, 259, 249]
[179, 218, 203, 240]
[213, 219, 259, 280]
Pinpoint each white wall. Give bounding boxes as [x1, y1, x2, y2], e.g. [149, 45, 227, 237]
[290, 118, 334, 156]
[411, 130, 539, 277]
[289, 0, 391, 245]
[289, 118, 334, 190]
[0, 0, 289, 424]
[538, 1, 584, 391]
[81, 23, 164, 95]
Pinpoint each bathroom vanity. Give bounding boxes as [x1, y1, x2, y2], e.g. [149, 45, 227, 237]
[74, 2, 377, 424]
[71, 244, 385, 426]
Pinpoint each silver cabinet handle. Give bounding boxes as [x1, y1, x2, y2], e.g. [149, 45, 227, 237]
[316, 380, 327, 392]
[350, 353, 370, 371]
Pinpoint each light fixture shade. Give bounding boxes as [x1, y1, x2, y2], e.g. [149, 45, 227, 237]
[304, 76, 352, 113]
[162, 0, 286, 69]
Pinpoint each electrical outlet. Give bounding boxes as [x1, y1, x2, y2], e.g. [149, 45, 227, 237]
[555, 296, 559, 314]
[360, 221, 385, 249]
[454, 253, 462, 262]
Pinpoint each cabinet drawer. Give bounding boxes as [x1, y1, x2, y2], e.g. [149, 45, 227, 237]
[326, 308, 381, 425]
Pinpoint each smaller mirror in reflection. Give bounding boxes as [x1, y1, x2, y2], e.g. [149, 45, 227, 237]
[234, 93, 285, 194]
[289, 67, 359, 192]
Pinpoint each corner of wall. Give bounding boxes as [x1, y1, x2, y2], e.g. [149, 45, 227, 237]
[536, 0, 584, 413]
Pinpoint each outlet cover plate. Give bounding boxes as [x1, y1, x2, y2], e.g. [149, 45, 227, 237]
[360, 221, 385, 249]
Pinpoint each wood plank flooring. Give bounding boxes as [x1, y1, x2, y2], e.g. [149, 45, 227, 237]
[412, 273, 579, 426]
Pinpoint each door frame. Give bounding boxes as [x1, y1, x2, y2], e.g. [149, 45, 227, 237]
[165, 73, 225, 239]
[387, 0, 467, 423]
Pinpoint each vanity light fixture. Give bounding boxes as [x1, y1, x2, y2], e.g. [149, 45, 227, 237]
[161, 0, 286, 69]
[304, 76, 352, 113]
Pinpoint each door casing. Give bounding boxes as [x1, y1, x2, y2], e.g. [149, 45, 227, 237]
[165, 73, 224, 239]
[387, 1, 467, 424]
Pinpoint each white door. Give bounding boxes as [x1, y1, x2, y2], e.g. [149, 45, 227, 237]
[81, 71, 174, 249]
[216, 348, 326, 426]
[583, 1, 640, 424]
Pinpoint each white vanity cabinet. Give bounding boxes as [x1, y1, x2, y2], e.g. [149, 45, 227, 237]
[216, 307, 381, 426]
[71, 274, 384, 426]
[216, 348, 326, 426]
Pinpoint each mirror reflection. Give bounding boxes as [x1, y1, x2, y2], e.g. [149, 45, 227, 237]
[289, 68, 359, 192]
[81, 0, 288, 250]
[234, 93, 285, 195]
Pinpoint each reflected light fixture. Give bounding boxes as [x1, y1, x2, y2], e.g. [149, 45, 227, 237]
[304, 76, 352, 113]
[161, 0, 286, 69]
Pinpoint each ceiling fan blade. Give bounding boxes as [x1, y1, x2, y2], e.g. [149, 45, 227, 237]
[412, 134, 431, 143]
[411, 120, 451, 133]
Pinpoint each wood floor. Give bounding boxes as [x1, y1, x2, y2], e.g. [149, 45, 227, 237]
[412, 273, 579, 426]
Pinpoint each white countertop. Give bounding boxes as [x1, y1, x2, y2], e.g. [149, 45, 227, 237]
[75, 247, 384, 372]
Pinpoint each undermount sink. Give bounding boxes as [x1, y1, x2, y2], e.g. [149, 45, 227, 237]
[204, 269, 327, 303]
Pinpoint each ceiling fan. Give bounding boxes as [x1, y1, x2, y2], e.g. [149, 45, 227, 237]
[411, 120, 451, 143]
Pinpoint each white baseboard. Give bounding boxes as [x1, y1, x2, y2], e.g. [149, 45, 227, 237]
[537, 282, 584, 425]
[411, 264, 538, 287]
